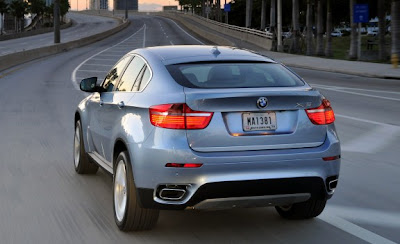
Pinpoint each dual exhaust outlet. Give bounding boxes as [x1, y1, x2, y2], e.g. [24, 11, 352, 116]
[158, 185, 188, 201]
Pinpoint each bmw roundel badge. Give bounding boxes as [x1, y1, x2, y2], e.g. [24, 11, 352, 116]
[257, 97, 268, 109]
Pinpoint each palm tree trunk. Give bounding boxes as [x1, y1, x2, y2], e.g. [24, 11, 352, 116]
[270, 0, 276, 51]
[306, 0, 313, 55]
[349, 0, 358, 60]
[290, 0, 300, 53]
[315, 0, 324, 56]
[378, 0, 386, 61]
[392, 0, 400, 59]
[325, 0, 332, 57]
[261, 0, 266, 30]
[201, 0, 205, 17]
[246, 0, 253, 27]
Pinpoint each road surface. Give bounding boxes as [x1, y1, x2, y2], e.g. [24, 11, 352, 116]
[0, 14, 399, 243]
[0, 12, 118, 56]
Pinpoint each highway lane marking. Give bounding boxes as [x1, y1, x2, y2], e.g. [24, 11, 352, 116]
[90, 58, 116, 61]
[311, 84, 400, 102]
[143, 24, 146, 48]
[170, 41, 174, 45]
[327, 205, 400, 229]
[82, 64, 113, 67]
[311, 84, 400, 95]
[336, 114, 400, 153]
[336, 114, 399, 127]
[163, 17, 204, 45]
[319, 212, 397, 244]
[71, 24, 146, 90]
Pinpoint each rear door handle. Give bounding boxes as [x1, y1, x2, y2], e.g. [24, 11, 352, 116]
[118, 101, 125, 109]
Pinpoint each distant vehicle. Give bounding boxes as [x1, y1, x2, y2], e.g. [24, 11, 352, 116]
[367, 30, 379, 36]
[74, 45, 341, 231]
[331, 30, 343, 37]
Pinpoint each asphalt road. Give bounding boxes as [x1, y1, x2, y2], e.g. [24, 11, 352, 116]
[0, 12, 118, 56]
[0, 15, 399, 243]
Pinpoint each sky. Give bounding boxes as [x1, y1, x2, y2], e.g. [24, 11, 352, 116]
[69, 0, 174, 11]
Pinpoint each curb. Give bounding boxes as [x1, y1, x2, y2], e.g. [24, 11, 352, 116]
[0, 14, 129, 72]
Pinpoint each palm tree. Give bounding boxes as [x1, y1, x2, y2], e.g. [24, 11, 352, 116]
[349, 0, 357, 60]
[290, 0, 300, 53]
[315, 0, 324, 56]
[392, 0, 400, 61]
[0, 0, 8, 35]
[306, 0, 313, 55]
[378, 0, 386, 61]
[325, 0, 332, 57]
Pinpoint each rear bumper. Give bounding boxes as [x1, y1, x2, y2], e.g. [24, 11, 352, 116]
[129, 125, 340, 210]
[137, 177, 330, 210]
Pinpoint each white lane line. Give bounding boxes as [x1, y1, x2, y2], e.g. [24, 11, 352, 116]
[164, 17, 204, 45]
[90, 58, 117, 61]
[341, 124, 400, 153]
[336, 113, 400, 153]
[170, 40, 174, 45]
[76, 69, 108, 73]
[311, 84, 400, 95]
[95, 54, 123, 57]
[71, 25, 145, 90]
[82, 64, 113, 67]
[335, 114, 399, 127]
[319, 212, 397, 244]
[143, 24, 146, 47]
[312, 85, 400, 102]
[327, 205, 400, 229]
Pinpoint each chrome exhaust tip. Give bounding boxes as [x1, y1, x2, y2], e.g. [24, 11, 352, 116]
[158, 185, 187, 201]
[328, 179, 338, 191]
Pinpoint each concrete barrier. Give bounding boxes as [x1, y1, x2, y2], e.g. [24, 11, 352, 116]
[173, 13, 272, 50]
[0, 20, 73, 41]
[0, 15, 129, 72]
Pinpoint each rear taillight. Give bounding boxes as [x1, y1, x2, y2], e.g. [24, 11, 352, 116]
[149, 104, 213, 129]
[305, 99, 335, 125]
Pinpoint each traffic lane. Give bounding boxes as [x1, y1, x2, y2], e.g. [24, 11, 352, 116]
[0, 12, 118, 56]
[292, 68, 400, 242]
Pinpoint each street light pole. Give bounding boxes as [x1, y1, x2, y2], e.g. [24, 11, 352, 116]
[76, 0, 78, 11]
[125, 0, 128, 20]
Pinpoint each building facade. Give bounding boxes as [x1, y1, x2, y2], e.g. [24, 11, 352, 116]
[91, 0, 108, 10]
[114, 0, 138, 11]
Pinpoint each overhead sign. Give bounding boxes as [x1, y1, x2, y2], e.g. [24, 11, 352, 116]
[224, 4, 231, 12]
[353, 4, 369, 23]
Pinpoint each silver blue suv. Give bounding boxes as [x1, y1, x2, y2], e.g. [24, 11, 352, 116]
[74, 46, 341, 231]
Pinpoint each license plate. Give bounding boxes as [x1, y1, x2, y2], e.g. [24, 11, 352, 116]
[242, 112, 277, 131]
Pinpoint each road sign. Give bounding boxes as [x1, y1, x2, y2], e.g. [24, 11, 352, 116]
[353, 4, 369, 23]
[224, 4, 231, 12]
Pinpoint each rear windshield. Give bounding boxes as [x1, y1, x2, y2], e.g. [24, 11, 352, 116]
[167, 62, 305, 88]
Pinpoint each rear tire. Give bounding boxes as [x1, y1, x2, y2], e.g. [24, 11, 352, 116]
[275, 198, 326, 219]
[74, 120, 98, 174]
[113, 151, 159, 231]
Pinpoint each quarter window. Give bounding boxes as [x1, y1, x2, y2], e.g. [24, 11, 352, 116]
[117, 56, 146, 92]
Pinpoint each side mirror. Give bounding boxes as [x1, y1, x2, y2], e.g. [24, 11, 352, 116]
[80, 77, 101, 92]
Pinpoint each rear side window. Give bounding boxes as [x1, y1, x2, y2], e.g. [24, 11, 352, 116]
[117, 56, 146, 92]
[167, 62, 305, 88]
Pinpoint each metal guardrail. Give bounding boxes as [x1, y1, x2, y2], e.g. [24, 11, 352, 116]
[173, 11, 274, 40]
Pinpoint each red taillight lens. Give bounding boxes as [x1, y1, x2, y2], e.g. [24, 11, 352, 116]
[323, 155, 341, 161]
[305, 99, 335, 125]
[165, 163, 203, 168]
[149, 104, 213, 129]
